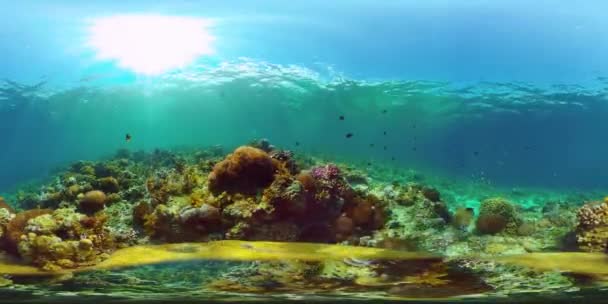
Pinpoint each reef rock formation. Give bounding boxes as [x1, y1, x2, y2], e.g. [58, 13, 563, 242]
[208, 146, 278, 195]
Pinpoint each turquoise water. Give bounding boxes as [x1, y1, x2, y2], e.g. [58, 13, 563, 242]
[1, 1, 608, 303]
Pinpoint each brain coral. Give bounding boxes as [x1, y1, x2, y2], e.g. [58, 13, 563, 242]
[208, 146, 278, 195]
[475, 198, 518, 235]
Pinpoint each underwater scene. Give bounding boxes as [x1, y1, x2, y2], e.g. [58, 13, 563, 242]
[2, 1, 608, 303]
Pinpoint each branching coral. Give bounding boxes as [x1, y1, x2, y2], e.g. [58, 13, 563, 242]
[575, 200, 608, 252]
[269, 149, 298, 174]
[146, 166, 203, 205]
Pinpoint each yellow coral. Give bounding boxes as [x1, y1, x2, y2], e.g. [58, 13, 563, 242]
[577, 226, 608, 252]
[14, 208, 114, 269]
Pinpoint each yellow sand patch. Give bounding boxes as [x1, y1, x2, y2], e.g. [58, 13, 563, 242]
[3, 241, 608, 279]
[495, 252, 608, 276]
[0, 240, 438, 276]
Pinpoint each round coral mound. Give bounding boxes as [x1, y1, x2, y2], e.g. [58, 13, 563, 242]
[208, 146, 277, 195]
[475, 197, 517, 235]
[476, 214, 508, 234]
[79, 190, 107, 213]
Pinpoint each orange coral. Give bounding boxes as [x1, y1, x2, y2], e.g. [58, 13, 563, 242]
[296, 171, 316, 192]
[208, 146, 278, 195]
[345, 194, 385, 230]
[476, 214, 508, 234]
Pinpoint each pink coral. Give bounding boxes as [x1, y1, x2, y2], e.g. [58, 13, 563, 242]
[311, 164, 341, 181]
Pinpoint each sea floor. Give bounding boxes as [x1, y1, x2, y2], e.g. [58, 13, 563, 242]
[1, 143, 608, 303]
[2, 259, 608, 304]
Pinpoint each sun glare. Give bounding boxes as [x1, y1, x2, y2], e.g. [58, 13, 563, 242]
[87, 15, 216, 75]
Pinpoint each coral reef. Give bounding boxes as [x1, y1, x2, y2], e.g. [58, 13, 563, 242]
[15, 208, 116, 270]
[115, 144, 387, 246]
[2, 209, 52, 255]
[0, 136, 599, 303]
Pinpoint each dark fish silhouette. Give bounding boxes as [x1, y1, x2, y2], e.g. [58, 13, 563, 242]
[125, 133, 132, 142]
[369, 144, 375, 147]
[295, 142, 300, 146]
[339, 115, 344, 120]
[383, 131, 387, 135]
[345, 133, 353, 138]
[383, 146, 387, 150]
[382, 110, 387, 114]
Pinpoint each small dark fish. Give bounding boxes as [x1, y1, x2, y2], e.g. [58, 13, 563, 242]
[339, 115, 345, 120]
[391, 157, 395, 161]
[369, 143, 375, 147]
[367, 162, 372, 166]
[383, 131, 387, 135]
[295, 142, 300, 146]
[412, 147, 417, 151]
[383, 146, 387, 150]
[125, 133, 131, 142]
[382, 109, 388, 114]
[473, 151, 479, 156]
[345, 133, 353, 138]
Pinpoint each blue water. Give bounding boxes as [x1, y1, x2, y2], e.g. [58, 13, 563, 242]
[1, 0, 608, 190]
